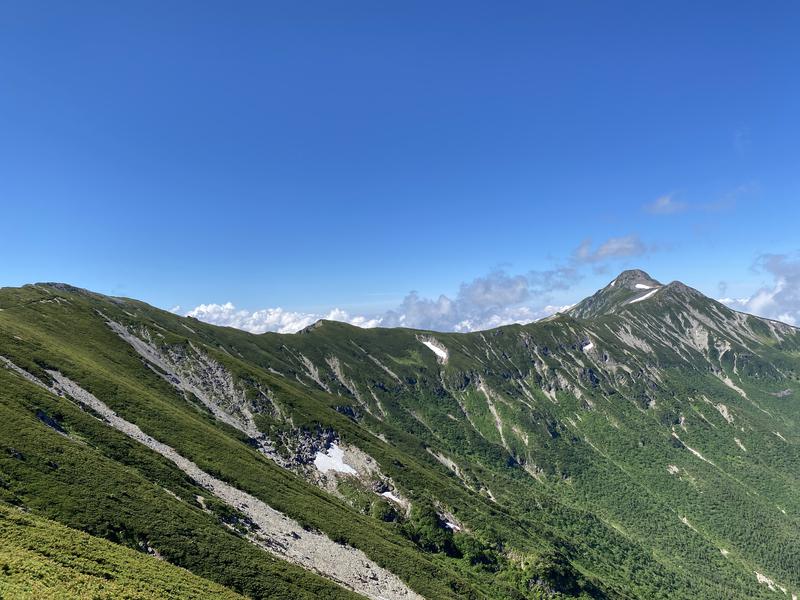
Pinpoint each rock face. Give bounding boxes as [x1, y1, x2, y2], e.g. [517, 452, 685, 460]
[107, 320, 261, 436]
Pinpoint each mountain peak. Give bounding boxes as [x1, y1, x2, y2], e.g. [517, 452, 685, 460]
[608, 269, 662, 290]
[568, 271, 723, 320]
[568, 269, 666, 319]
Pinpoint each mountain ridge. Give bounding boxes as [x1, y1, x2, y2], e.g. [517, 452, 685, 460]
[2, 270, 799, 599]
[20, 269, 799, 336]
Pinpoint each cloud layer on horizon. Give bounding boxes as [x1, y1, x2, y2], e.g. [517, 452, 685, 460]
[182, 235, 654, 334]
[185, 302, 382, 334]
[718, 253, 800, 326]
[186, 252, 800, 334]
[184, 272, 575, 334]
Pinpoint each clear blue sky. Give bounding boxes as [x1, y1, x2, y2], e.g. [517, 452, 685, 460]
[2, 2, 799, 330]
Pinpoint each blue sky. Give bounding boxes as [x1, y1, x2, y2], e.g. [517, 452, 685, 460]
[2, 1, 800, 331]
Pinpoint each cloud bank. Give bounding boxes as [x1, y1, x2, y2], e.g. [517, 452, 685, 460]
[379, 269, 575, 332]
[182, 234, 653, 334]
[186, 302, 381, 334]
[179, 221, 799, 334]
[718, 253, 800, 326]
[184, 272, 574, 335]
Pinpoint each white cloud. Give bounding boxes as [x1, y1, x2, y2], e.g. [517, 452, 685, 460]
[574, 235, 648, 263]
[645, 185, 753, 216]
[645, 194, 687, 215]
[185, 302, 382, 334]
[718, 254, 800, 327]
[183, 271, 575, 335]
[181, 235, 652, 334]
[379, 268, 578, 331]
[458, 272, 530, 309]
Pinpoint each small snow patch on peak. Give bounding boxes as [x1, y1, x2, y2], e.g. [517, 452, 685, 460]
[628, 288, 660, 304]
[635, 283, 654, 290]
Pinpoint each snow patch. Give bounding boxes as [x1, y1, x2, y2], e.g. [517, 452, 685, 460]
[734, 438, 747, 452]
[314, 443, 357, 475]
[380, 490, 402, 503]
[628, 288, 660, 304]
[419, 337, 448, 363]
[634, 283, 654, 290]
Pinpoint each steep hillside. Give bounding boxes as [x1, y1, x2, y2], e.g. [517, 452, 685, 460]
[0, 502, 245, 599]
[1, 271, 799, 599]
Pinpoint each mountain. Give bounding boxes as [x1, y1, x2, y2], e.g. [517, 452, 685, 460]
[1, 271, 799, 599]
[567, 268, 664, 318]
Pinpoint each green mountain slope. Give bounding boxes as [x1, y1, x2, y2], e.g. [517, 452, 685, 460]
[0, 502, 244, 599]
[1, 271, 798, 599]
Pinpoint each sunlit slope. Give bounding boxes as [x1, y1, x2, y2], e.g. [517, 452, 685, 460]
[0, 502, 245, 599]
[1, 271, 799, 599]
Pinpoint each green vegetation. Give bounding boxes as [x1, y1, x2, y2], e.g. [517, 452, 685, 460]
[1, 272, 799, 598]
[0, 502, 243, 599]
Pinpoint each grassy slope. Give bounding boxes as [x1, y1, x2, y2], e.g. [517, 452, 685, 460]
[0, 285, 577, 599]
[0, 502, 244, 599]
[0, 368, 362, 600]
[2, 281, 799, 599]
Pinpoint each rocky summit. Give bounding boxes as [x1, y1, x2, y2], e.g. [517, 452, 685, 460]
[1, 271, 799, 599]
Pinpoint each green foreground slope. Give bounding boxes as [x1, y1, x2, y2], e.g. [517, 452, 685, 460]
[0, 502, 243, 599]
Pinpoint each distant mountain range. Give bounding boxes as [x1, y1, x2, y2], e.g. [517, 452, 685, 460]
[1, 270, 798, 599]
